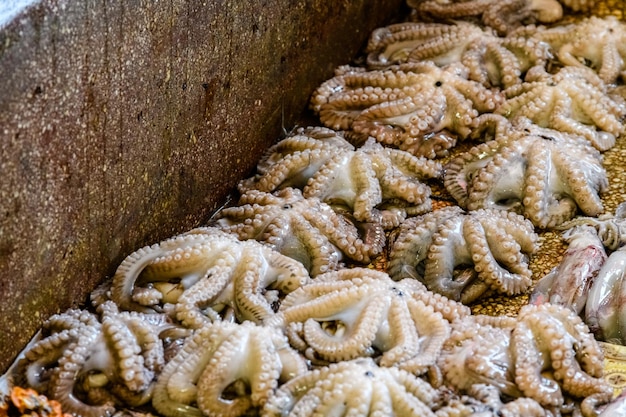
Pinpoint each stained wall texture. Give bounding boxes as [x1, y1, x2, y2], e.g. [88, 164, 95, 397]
[0, 0, 404, 372]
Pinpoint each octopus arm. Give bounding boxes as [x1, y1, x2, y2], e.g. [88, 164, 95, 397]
[49, 329, 117, 417]
[118, 314, 165, 377]
[111, 232, 238, 312]
[443, 140, 501, 207]
[255, 132, 347, 174]
[195, 330, 272, 417]
[400, 278, 472, 323]
[287, 216, 342, 276]
[515, 304, 611, 405]
[381, 373, 438, 416]
[503, 88, 557, 126]
[231, 247, 295, 323]
[387, 207, 463, 281]
[377, 166, 431, 206]
[423, 217, 473, 301]
[100, 312, 153, 394]
[366, 22, 482, 69]
[388, 300, 450, 375]
[261, 358, 439, 417]
[301, 296, 388, 362]
[598, 42, 623, 85]
[350, 151, 384, 224]
[384, 147, 442, 179]
[174, 261, 238, 329]
[240, 148, 335, 193]
[303, 205, 384, 264]
[466, 212, 534, 295]
[303, 152, 358, 207]
[376, 300, 419, 365]
[17, 332, 75, 392]
[552, 145, 606, 217]
[523, 144, 577, 229]
[152, 327, 222, 416]
[440, 87, 478, 138]
[466, 140, 527, 212]
[510, 320, 563, 406]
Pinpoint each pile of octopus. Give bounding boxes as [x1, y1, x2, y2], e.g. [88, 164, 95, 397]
[5, 0, 626, 416]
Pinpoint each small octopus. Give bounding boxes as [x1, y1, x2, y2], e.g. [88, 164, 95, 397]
[261, 357, 442, 417]
[445, 115, 608, 228]
[438, 303, 613, 416]
[213, 188, 386, 276]
[365, 21, 491, 69]
[12, 302, 173, 417]
[152, 320, 307, 417]
[496, 65, 626, 151]
[556, 202, 626, 251]
[366, 20, 551, 89]
[239, 126, 442, 229]
[388, 206, 538, 304]
[310, 61, 504, 158]
[272, 268, 468, 375]
[104, 226, 310, 328]
[533, 16, 626, 84]
[407, 0, 563, 36]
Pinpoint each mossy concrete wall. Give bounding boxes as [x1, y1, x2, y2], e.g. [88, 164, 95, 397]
[0, 0, 404, 372]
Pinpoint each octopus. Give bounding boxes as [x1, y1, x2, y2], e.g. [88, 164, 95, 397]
[532, 16, 626, 84]
[11, 302, 172, 417]
[152, 320, 307, 417]
[310, 61, 504, 158]
[584, 245, 626, 344]
[366, 20, 551, 89]
[556, 202, 626, 251]
[444, 115, 608, 228]
[272, 268, 468, 375]
[530, 225, 607, 315]
[260, 357, 442, 417]
[407, 0, 564, 36]
[239, 126, 443, 229]
[496, 65, 626, 151]
[438, 303, 613, 416]
[103, 226, 310, 328]
[365, 21, 491, 69]
[387, 206, 538, 304]
[213, 187, 386, 276]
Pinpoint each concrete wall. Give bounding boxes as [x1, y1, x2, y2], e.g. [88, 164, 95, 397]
[0, 0, 404, 372]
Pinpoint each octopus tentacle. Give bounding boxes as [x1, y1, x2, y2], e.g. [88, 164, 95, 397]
[464, 210, 535, 295]
[388, 207, 464, 281]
